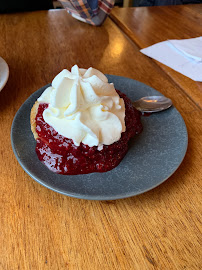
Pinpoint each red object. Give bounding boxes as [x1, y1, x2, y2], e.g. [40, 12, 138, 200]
[35, 90, 143, 175]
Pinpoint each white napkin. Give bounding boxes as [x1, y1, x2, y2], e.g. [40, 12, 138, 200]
[140, 37, 202, 82]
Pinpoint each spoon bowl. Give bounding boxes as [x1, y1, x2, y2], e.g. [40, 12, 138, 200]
[133, 96, 172, 113]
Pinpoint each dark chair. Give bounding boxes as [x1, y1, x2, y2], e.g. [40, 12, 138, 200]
[133, 0, 202, 7]
[0, 0, 53, 13]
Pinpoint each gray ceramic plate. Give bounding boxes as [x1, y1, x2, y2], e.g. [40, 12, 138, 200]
[0, 57, 9, 92]
[11, 75, 188, 200]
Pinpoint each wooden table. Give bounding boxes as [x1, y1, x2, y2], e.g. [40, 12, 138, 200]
[0, 8, 201, 270]
[111, 4, 202, 108]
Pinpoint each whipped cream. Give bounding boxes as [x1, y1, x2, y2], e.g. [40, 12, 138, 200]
[37, 65, 126, 149]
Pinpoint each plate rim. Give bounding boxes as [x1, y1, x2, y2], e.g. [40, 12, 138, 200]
[11, 75, 188, 200]
[0, 57, 9, 91]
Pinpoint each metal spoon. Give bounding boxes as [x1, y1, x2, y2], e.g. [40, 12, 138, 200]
[133, 96, 172, 113]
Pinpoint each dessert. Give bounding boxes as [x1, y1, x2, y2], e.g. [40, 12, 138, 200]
[30, 65, 142, 174]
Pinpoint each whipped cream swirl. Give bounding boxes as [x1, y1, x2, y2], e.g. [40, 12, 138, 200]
[37, 65, 126, 149]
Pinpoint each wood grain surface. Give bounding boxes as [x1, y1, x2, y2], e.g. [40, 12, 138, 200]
[111, 4, 202, 108]
[0, 9, 201, 270]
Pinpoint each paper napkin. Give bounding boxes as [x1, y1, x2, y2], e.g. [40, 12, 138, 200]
[140, 37, 202, 82]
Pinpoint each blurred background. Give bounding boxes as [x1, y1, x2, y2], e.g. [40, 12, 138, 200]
[0, 0, 201, 13]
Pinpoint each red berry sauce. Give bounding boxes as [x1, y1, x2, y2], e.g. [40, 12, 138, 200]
[35, 90, 142, 175]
